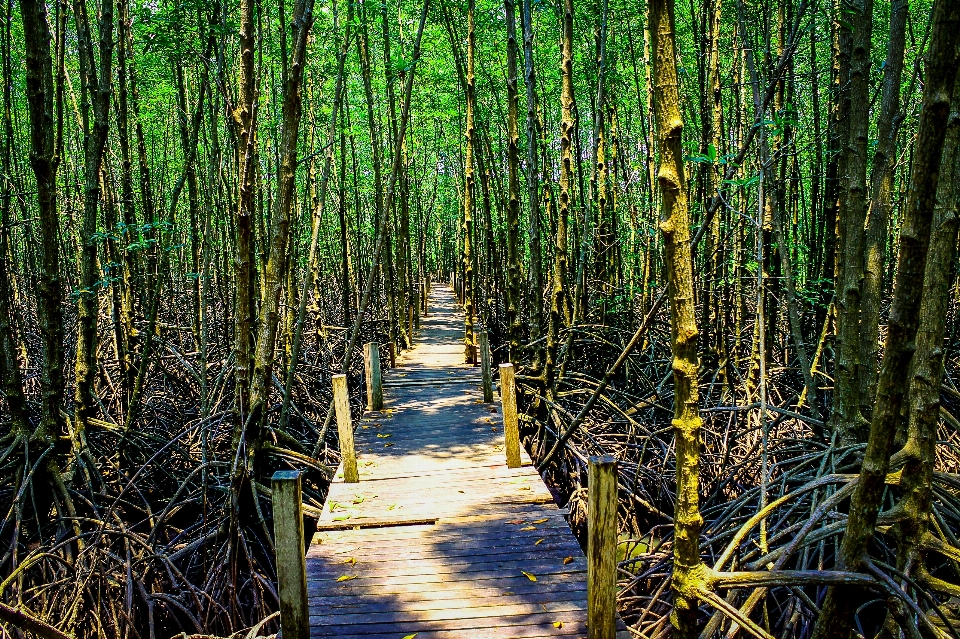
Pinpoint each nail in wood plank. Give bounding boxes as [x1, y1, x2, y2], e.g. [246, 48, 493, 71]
[272, 470, 309, 639]
[499, 363, 521, 468]
[587, 455, 617, 639]
[332, 374, 358, 483]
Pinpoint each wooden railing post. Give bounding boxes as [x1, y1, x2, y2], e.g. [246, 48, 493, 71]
[408, 304, 415, 345]
[498, 363, 521, 468]
[332, 374, 358, 483]
[587, 455, 618, 639]
[389, 341, 397, 368]
[422, 279, 429, 316]
[479, 331, 493, 403]
[363, 342, 383, 411]
[271, 470, 309, 639]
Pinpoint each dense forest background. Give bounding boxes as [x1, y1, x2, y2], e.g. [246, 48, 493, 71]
[2, 0, 960, 636]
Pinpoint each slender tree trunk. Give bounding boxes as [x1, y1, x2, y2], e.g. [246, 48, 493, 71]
[521, 0, 543, 369]
[72, 0, 114, 433]
[650, 0, 703, 635]
[504, 0, 522, 363]
[245, 0, 315, 462]
[231, 0, 258, 415]
[0, 0, 27, 436]
[831, 0, 871, 444]
[462, 0, 476, 363]
[545, 0, 574, 393]
[859, 0, 907, 414]
[20, 0, 66, 449]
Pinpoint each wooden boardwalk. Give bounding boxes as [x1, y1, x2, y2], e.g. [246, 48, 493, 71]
[308, 284, 628, 638]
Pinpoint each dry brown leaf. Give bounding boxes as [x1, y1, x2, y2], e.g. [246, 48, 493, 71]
[563, 556, 573, 565]
[336, 575, 357, 582]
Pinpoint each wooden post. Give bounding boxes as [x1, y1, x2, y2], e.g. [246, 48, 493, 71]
[498, 363, 521, 468]
[271, 470, 309, 639]
[389, 341, 397, 368]
[479, 331, 493, 403]
[363, 342, 383, 411]
[422, 279, 429, 316]
[413, 288, 421, 331]
[408, 304, 415, 345]
[587, 455, 618, 639]
[332, 374, 358, 483]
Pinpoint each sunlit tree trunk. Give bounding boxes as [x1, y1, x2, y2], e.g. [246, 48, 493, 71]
[545, 0, 574, 393]
[462, 0, 476, 363]
[649, 0, 704, 635]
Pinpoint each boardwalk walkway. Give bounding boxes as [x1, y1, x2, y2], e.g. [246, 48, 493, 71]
[308, 284, 627, 638]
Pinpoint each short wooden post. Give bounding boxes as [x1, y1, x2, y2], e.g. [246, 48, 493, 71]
[479, 331, 493, 403]
[271, 470, 309, 639]
[422, 279, 429, 316]
[408, 304, 415, 344]
[363, 342, 383, 411]
[332, 374, 358, 483]
[389, 341, 397, 368]
[413, 288, 421, 331]
[498, 363, 521, 468]
[587, 455, 618, 639]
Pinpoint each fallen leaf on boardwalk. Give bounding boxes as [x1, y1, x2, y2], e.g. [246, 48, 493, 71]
[388, 503, 401, 510]
[534, 539, 544, 546]
[531, 518, 549, 524]
[491, 427, 498, 431]
[332, 515, 351, 521]
[364, 461, 377, 466]
[563, 556, 574, 565]
[402, 634, 418, 639]
[384, 442, 395, 447]
[507, 519, 526, 525]
[553, 621, 563, 629]
[361, 425, 369, 429]
[521, 571, 537, 582]
[457, 490, 465, 493]
[342, 557, 356, 565]
[336, 575, 357, 582]
[376, 433, 393, 438]
[518, 486, 531, 491]
[520, 526, 536, 531]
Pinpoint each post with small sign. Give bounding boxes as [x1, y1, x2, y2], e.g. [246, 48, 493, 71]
[498, 363, 521, 468]
[272, 470, 309, 639]
[587, 455, 617, 639]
